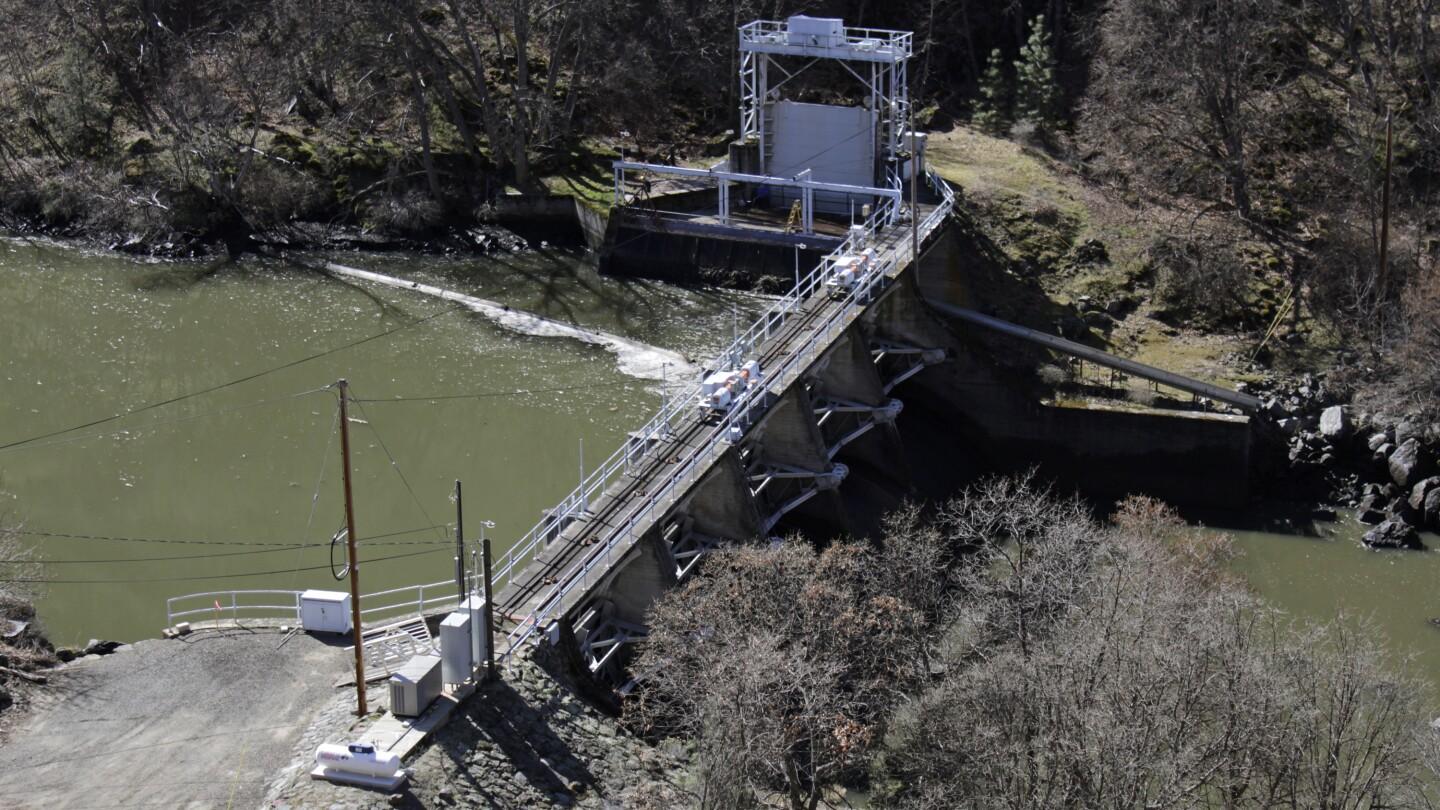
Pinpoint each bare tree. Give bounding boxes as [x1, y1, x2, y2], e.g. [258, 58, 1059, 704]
[1084, 0, 1283, 220]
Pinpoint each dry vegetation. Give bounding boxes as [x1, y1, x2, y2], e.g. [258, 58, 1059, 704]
[627, 475, 1440, 809]
[0, 518, 54, 722]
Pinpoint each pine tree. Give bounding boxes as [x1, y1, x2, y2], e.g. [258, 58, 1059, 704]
[1015, 15, 1063, 135]
[973, 48, 1011, 135]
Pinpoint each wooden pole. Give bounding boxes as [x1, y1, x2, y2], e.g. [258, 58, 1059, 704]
[337, 379, 367, 716]
[1378, 110, 1394, 304]
[481, 534, 497, 682]
[453, 479, 465, 601]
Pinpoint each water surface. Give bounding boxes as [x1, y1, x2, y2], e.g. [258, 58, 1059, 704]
[0, 238, 763, 644]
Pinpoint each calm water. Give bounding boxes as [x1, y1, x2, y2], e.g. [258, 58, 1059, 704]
[0, 237, 763, 645]
[1216, 513, 1440, 710]
[4, 236, 1438, 719]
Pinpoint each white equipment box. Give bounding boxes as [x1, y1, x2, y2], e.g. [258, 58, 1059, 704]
[389, 654, 442, 717]
[299, 590, 351, 634]
[461, 595, 488, 665]
[787, 15, 844, 47]
[439, 611, 473, 685]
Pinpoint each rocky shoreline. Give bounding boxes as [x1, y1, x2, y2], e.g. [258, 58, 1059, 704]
[268, 649, 692, 809]
[0, 214, 536, 260]
[1246, 374, 1439, 549]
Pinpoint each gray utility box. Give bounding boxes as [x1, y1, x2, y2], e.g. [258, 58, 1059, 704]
[461, 595, 488, 665]
[299, 590, 351, 634]
[439, 611, 472, 685]
[389, 654, 442, 718]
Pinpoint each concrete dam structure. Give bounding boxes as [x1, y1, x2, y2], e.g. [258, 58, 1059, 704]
[162, 16, 1258, 702]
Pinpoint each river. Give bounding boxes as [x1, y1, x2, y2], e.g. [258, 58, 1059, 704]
[3, 236, 1437, 718]
[0, 237, 764, 645]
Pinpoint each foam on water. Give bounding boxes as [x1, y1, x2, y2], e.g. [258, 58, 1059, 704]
[322, 262, 698, 383]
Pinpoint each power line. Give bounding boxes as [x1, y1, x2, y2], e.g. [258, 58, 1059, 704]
[350, 393, 442, 542]
[0, 308, 456, 453]
[351, 379, 637, 403]
[11, 524, 448, 548]
[0, 546, 447, 585]
[0, 544, 312, 564]
[1, 387, 331, 456]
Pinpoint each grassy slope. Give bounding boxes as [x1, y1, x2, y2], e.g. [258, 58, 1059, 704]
[927, 126, 1258, 389]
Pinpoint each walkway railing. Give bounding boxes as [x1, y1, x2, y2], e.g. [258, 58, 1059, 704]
[165, 590, 303, 628]
[493, 169, 954, 662]
[162, 170, 956, 649]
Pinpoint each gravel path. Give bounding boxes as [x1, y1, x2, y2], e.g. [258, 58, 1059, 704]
[0, 627, 349, 809]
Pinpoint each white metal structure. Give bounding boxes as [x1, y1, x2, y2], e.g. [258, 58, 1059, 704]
[300, 589, 351, 634]
[739, 17, 912, 190]
[612, 160, 901, 234]
[388, 654, 442, 717]
[439, 611, 473, 685]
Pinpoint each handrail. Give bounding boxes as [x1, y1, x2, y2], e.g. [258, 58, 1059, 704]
[158, 171, 956, 649]
[165, 589, 303, 628]
[494, 170, 955, 663]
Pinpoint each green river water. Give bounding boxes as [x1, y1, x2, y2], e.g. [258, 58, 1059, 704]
[0, 236, 762, 646]
[1, 236, 1437, 718]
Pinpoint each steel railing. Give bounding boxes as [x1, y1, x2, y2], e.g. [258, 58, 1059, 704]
[492, 169, 954, 663]
[738, 20, 913, 59]
[161, 170, 955, 649]
[165, 590, 303, 628]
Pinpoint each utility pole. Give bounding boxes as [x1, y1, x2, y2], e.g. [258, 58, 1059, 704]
[1378, 109, 1394, 305]
[336, 379, 367, 716]
[453, 479, 465, 601]
[481, 530, 497, 682]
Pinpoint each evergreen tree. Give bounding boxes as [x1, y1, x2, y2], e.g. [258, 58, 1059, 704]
[973, 48, 1011, 135]
[1015, 15, 1063, 134]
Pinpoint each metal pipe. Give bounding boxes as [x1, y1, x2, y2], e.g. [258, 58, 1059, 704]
[931, 304, 1260, 411]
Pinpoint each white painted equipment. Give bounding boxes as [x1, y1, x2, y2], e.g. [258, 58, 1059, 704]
[439, 611, 473, 685]
[461, 595, 488, 665]
[786, 15, 844, 47]
[698, 360, 762, 414]
[299, 590, 351, 634]
[825, 250, 875, 296]
[311, 741, 406, 791]
[388, 654, 442, 717]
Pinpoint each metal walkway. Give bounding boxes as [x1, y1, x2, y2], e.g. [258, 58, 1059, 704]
[482, 175, 955, 662]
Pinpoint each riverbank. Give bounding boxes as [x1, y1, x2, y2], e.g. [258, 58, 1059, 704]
[0, 628, 350, 809]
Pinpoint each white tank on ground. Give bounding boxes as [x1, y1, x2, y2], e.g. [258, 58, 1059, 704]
[315, 742, 402, 778]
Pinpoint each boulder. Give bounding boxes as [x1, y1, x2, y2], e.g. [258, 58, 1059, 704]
[1319, 405, 1349, 441]
[1424, 488, 1440, 532]
[1396, 419, 1422, 448]
[1389, 438, 1429, 488]
[1410, 477, 1440, 512]
[1362, 520, 1425, 550]
[1373, 442, 1395, 466]
[1367, 432, 1389, 452]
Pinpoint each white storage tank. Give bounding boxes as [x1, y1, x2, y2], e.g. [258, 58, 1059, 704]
[300, 590, 351, 634]
[439, 611, 473, 685]
[311, 741, 406, 790]
[389, 654, 442, 717]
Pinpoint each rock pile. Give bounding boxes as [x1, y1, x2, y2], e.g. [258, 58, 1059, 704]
[1246, 374, 1439, 549]
[268, 651, 693, 809]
